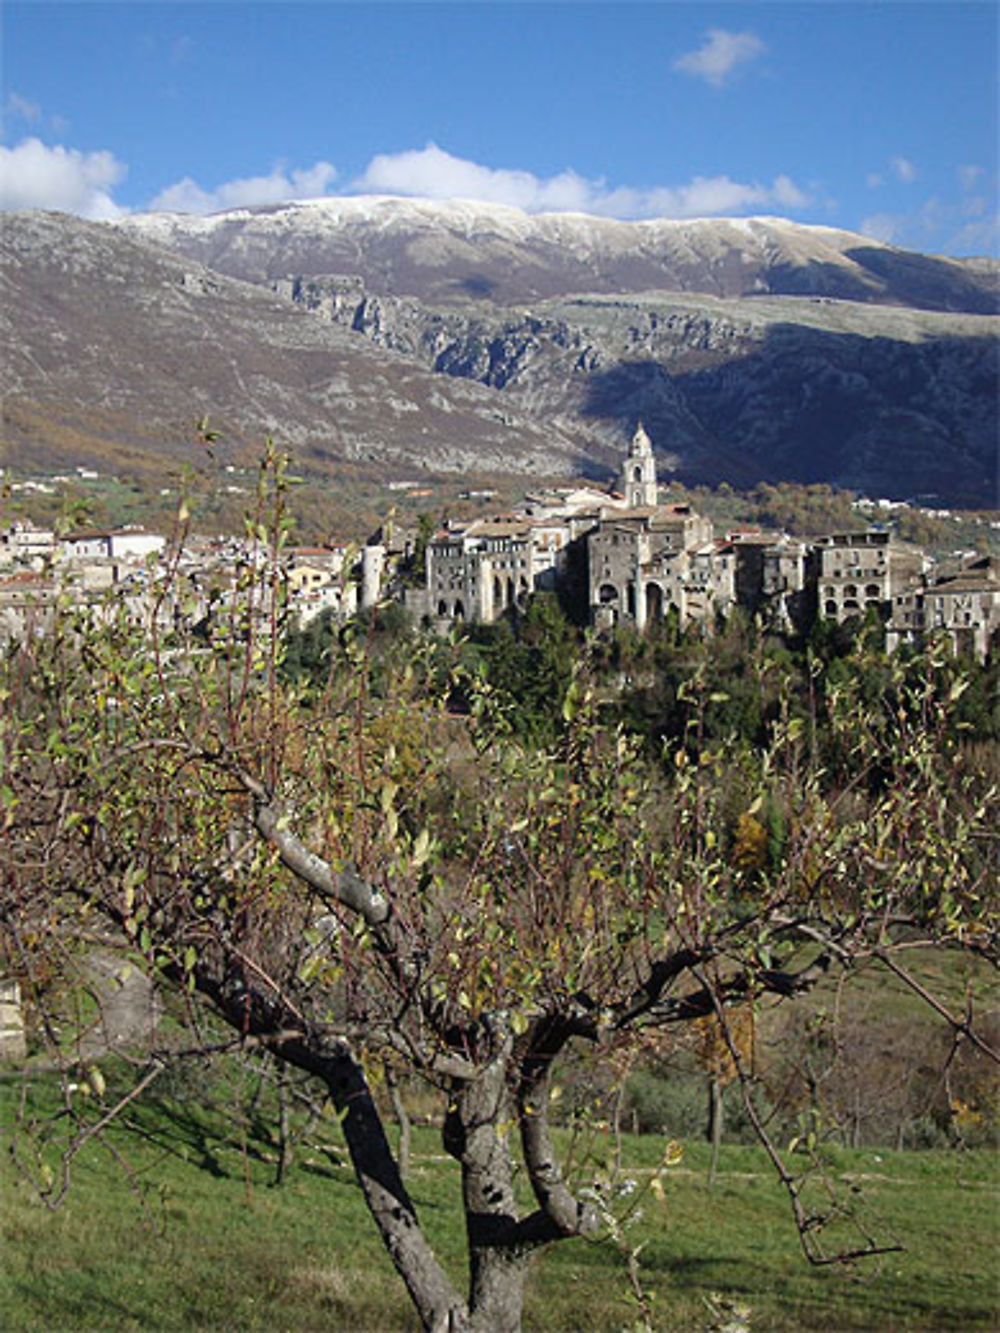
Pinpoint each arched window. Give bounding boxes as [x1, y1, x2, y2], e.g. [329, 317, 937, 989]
[825, 599, 838, 616]
[598, 584, 618, 604]
[645, 583, 664, 621]
[453, 600, 465, 620]
[865, 584, 881, 598]
[627, 585, 636, 618]
[437, 599, 448, 617]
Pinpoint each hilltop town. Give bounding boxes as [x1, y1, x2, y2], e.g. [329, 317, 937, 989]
[3, 429, 998, 662]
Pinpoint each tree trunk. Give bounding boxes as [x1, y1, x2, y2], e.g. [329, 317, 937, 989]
[466, 1246, 532, 1333]
[446, 1055, 532, 1332]
[384, 1058, 411, 1181]
[199, 978, 468, 1331]
[707, 1076, 724, 1188]
[275, 1070, 293, 1186]
[320, 1050, 466, 1331]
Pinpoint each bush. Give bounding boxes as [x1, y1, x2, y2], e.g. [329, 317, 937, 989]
[624, 1068, 706, 1137]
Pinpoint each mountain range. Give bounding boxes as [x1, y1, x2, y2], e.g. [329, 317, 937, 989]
[2, 197, 997, 506]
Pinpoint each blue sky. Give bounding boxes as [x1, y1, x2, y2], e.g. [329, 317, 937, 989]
[2, 2, 997, 256]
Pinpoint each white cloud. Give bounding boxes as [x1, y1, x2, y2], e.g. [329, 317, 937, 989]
[673, 29, 765, 87]
[170, 35, 195, 66]
[359, 143, 594, 212]
[4, 92, 41, 125]
[947, 216, 1000, 255]
[2, 95, 71, 139]
[867, 157, 918, 189]
[0, 135, 813, 228]
[890, 156, 917, 184]
[0, 137, 126, 219]
[149, 160, 338, 213]
[861, 191, 999, 257]
[958, 164, 985, 192]
[356, 143, 808, 220]
[859, 213, 899, 244]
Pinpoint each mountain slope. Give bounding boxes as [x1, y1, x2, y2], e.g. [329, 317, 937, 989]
[2, 203, 997, 506]
[0, 211, 586, 479]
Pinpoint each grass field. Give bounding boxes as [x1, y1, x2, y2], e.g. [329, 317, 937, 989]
[1, 1065, 997, 1333]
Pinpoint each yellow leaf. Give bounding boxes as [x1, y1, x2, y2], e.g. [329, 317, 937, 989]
[663, 1139, 684, 1167]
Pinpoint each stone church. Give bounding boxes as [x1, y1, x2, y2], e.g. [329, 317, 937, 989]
[588, 423, 719, 631]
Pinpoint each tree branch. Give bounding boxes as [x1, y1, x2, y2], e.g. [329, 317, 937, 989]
[875, 949, 1000, 1065]
[250, 794, 390, 927]
[518, 1017, 600, 1239]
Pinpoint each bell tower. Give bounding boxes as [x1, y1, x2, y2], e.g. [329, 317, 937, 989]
[622, 421, 658, 508]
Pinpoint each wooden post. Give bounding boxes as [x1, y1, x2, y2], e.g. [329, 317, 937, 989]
[0, 979, 26, 1060]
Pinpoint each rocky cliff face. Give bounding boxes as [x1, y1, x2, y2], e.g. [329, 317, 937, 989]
[2, 201, 997, 505]
[268, 276, 997, 503]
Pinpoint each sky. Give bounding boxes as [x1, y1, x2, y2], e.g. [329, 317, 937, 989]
[1, 1, 997, 257]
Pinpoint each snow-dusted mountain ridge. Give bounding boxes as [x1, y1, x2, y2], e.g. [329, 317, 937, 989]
[117, 196, 997, 313]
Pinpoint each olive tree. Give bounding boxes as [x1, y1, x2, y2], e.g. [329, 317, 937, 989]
[2, 464, 997, 1332]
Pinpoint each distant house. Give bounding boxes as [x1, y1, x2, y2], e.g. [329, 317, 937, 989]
[0, 522, 55, 570]
[588, 505, 716, 631]
[903, 555, 1000, 661]
[60, 529, 166, 562]
[423, 516, 555, 625]
[0, 570, 57, 642]
[285, 545, 357, 624]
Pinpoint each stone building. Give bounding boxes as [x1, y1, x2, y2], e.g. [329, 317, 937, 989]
[0, 570, 56, 643]
[0, 522, 55, 571]
[892, 554, 1000, 661]
[286, 545, 356, 625]
[814, 531, 924, 625]
[421, 515, 572, 627]
[0, 978, 26, 1061]
[727, 533, 812, 635]
[588, 507, 717, 631]
[61, 528, 166, 562]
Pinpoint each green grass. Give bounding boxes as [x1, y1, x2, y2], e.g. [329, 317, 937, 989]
[1, 1067, 997, 1332]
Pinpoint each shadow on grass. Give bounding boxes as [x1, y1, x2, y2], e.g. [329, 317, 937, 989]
[122, 1097, 233, 1178]
[120, 1096, 447, 1211]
